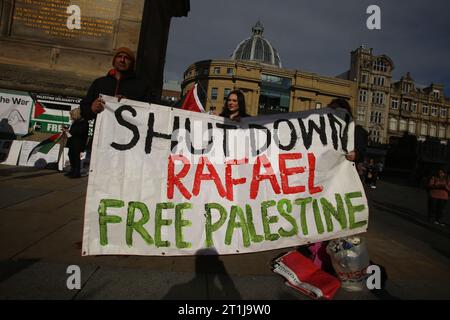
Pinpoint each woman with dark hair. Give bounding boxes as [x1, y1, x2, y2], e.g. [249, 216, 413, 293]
[220, 90, 249, 122]
[428, 168, 450, 225]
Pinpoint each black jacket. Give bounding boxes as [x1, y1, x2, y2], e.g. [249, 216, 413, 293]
[67, 118, 89, 150]
[80, 71, 152, 120]
[355, 125, 368, 163]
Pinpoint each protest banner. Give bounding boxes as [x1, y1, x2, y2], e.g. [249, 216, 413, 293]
[0, 140, 23, 165]
[18, 140, 61, 168]
[82, 96, 368, 256]
[29, 93, 81, 134]
[0, 89, 33, 136]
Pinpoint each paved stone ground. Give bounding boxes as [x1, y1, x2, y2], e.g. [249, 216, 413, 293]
[0, 165, 449, 300]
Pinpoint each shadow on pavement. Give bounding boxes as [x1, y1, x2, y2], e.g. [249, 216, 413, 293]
[368, 261, 401, 300]
[12, 171, 59, 180]
[163, 249, 241, 300]
[0, 259, 40, 282]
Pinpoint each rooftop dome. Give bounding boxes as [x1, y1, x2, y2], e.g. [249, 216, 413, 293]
[231, 21, 282, 68]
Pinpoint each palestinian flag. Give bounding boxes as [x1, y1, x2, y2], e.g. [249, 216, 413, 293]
[34, 101, 46, 118]
[27, 132, 63, 161]
[33, 101, 70, 123]
[181, 83, 205, 113]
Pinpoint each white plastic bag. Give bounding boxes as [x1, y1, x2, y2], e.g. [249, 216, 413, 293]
[326, 237, 370, 291]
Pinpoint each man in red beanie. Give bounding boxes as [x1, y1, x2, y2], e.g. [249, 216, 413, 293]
[80, 47, 154, 120]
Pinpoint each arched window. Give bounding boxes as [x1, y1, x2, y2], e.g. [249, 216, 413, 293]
[373, 59, 387, 72]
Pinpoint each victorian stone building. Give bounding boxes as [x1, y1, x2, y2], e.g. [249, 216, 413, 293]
[182, 24, 450, 151]
[348, 46, 450, 146]
[181, 22, 357, 117]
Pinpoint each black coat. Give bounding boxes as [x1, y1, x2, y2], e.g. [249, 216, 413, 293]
[354, 125, 368, 163]
[67, 119, 89, 150]
[80, 71, 153, 120]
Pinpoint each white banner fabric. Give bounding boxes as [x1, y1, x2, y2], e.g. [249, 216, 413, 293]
[0, 91, 33, 136]
[82, 96, 368, 256]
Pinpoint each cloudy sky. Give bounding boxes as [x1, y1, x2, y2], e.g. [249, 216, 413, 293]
[164, 0, 450, 95]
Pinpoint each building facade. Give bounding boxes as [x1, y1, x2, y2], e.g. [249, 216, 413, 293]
[182, 25, 450, 152]
[348, 46, 450, 146]
[161, 80, 181, 106]
[181, 22, 357, 116]
[388, 75, 449, 143]
[348, 46, 395, 144]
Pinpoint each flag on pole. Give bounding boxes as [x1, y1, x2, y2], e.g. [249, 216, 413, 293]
[181, 83, 205, 113]
[27, 132, 63, 161]
[34, 101, 46, 118]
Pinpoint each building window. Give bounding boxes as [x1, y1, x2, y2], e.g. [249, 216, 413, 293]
[373, 76, 385, 86]
[402, 83, 411, 93]
[227, 68, 234, 75]
[259, 74, 291, 115]
[429, 124, 437, 137]
[420, 123, 428, 136]
[440, 108, 447, 118]
[399, 119, 407, 131]
[439, 126, 446, 138]
[357, 106, 365, 122]
[431, 105, 438, 116]
[422, 104, 429, 114]
[211, 87, 218, 101]
[213, 67, 221, 75]
[315, 102, 322, 109]
[223, 88, 231, 100]
[372, 92, 384, 105]
[370, 111, 382, 124]
[432, 89, 440, 99]
[359, 90, 367, 103]
[408, 121, 416, 134]
[361, 73, 368, 84]
[373, 59, 387, 72]
[401, 101, 409, 111]
[389, 118, 397, 131]
[370, 130, 381, 143]
[391, 98, 398, 110]
[411, 102, 417, 113]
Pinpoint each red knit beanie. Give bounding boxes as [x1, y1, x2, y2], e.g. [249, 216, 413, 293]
[112, 47, 135, 69]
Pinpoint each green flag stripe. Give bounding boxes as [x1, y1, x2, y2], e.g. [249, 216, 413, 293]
[35, 114, 69, 122]
[37, 136, 62, 154]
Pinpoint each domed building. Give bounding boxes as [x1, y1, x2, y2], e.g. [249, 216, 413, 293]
[231, 21, 282, 68]
[181, 22, 356, 116]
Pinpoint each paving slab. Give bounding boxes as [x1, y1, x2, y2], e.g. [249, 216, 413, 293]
[76, 268, 205, 300]
[0, 187, 51, 209]
[7, 190, 85, 212]
[0, 260, 97, 300]
[0, 209, 79, 260]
